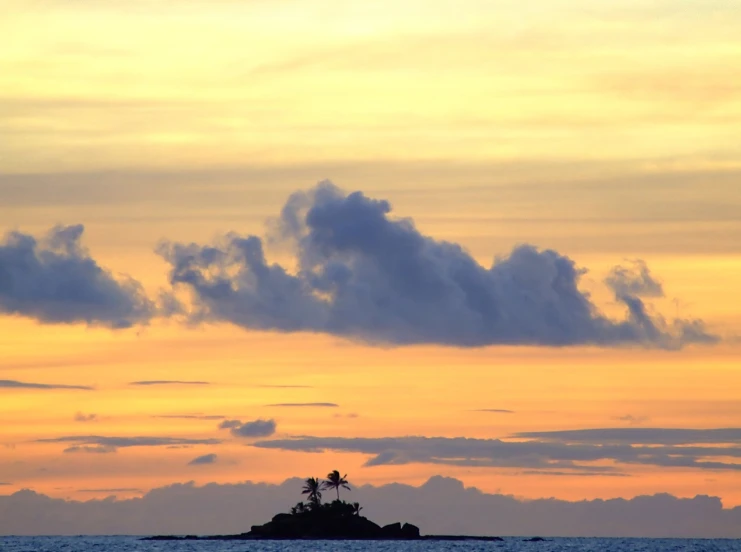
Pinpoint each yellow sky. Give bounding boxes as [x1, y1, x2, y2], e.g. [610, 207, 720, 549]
[1, 0, 741, 509]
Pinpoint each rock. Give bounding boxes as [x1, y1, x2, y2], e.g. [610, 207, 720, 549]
[401, 523, 420, 538]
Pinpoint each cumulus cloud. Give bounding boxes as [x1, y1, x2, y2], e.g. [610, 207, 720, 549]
[188, 453, 218, 465]
[252, 429, 741, 472]
[74, 412, 97, 422]
[38, 435, 221, 453]
[218, 419, 276, 438]
[129, 380, 210, 386]
[266, 402, 338, 408]
[158, 182, 715, 349]
[0, 380, 92, 390]
[0, 224, 154, 328]
[1, 477, 740, 537]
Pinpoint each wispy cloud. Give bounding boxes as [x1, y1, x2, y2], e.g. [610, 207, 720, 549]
[158, 182, 716, 349]
[38, 435, 221, 453]
[188, 453, 218, 465]
[129, 381, 210, 386]
[74, 412, 98, 422]
[472, 409, 515, 414]
[0, 379, 92, 391]
[153, 414, 225, 420]
[253, 428, 741, 472]
[266, 402, 338, 408]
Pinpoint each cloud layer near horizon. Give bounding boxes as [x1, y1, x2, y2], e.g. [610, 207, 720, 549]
[159, 182, 715, 348]
[252, 428, 741, 472]
[1, 476, 739, 538]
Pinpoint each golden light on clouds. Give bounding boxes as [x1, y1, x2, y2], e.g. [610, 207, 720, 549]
[1, 0, 741, 527]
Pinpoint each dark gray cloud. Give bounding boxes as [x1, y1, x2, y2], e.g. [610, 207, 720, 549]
[266, 402, 338, 408]
[1, 476, 740, 537]
[473, 409, 515, 414]
[74, 412, 97, 422]
[512, 427, 741, 445]
[0, 225, 154, 328]
[129, 380, 210, 386]
[77, 488, 142, 493]
[188, 453, 218, 465]
[252, 431, 741, 472]
[218, 420, 242, 429]
[38, 435, 221, 453]
[158, 182, 716, 349]
[219, 419, 276, 438]
[0, 380, 92, 391]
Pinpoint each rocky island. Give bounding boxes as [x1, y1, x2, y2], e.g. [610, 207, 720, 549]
[143, 470, 503, 541]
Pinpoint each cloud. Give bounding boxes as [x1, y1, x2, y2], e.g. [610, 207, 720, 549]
[188, 453, 218, 465]
[74, 412, 97, 422]
[77, 488, 142, 493]
[63, 445, 116, 454]
[154, 414, 225, 420]
[266, 402, 338, 408]
[473, 409, 515, 414]
[158, 182, 716, 349]
[615, 414, 649, 425]
[219, 419, 276, 438]
[38, 435, 221, 453]
[0, 380, 92, 391]
[129, 381, 210, 386]
[252, 429, 741, 472]
[218, 420, 242, 429]
[255, 385, 314, 389]
[0, 224, 154, 328]
[512, 427, 741, 445]
[0, 482, 11, 486]
[1, 477, 740, 537]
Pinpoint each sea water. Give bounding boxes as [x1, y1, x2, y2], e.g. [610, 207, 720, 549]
[1, 537, 740, 552]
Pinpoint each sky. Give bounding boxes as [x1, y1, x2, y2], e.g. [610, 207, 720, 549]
[1, 0, 741, 537]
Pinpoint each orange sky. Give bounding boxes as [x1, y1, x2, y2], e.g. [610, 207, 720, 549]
[1, 0, 741, 509]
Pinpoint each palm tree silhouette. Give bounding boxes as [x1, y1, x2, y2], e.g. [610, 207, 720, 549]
[290, 502, 306, 515]
[351, 502, 363, 516]
[323, 470, 351, 502]
[301, 477, 323, 507]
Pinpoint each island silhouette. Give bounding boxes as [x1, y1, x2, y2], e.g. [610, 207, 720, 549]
[143, 469, 503, 541]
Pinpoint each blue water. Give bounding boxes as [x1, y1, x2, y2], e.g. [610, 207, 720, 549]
[1, 537, 740, 552]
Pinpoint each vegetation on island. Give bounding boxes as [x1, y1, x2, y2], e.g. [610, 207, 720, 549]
[246, 469, 420, 539]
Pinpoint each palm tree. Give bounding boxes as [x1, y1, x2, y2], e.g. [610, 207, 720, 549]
[351, 502, 363, 516]
[322, 470, 351, 502]
[301, 477, 323, 507]
[290, 502, 306, 515]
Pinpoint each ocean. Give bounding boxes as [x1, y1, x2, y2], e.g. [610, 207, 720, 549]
[1, 537, 740, 552]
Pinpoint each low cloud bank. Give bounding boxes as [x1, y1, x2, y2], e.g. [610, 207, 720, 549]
[252, 428, 741, 472]
[1, 476, 739, 537]
[159, 182, 715, 348]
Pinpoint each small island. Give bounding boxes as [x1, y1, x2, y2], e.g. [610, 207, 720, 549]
[142, 469, 503, 541]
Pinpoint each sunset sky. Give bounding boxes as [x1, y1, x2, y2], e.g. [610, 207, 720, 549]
[2, 0, 741, 523]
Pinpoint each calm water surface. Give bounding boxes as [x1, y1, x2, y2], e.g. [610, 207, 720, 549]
[2, 537, 741, 552]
